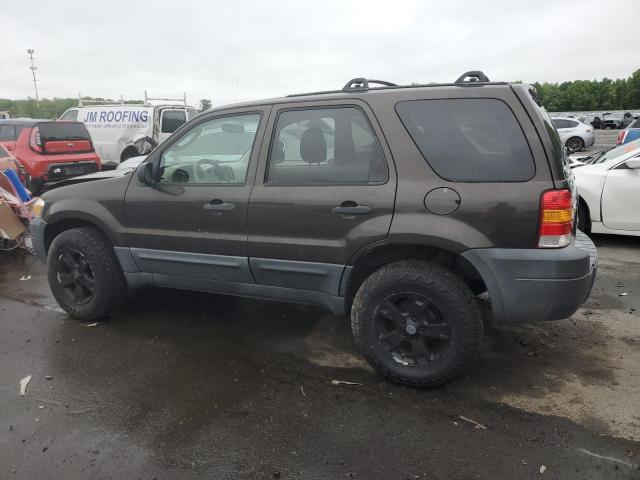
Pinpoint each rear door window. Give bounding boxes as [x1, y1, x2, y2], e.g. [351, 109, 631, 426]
[396, 98, 535, 182]
[266, 107, 387, 185]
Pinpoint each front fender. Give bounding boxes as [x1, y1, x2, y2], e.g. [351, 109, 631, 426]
[41, 174, 131, 246]
[574, 166, 606, 222]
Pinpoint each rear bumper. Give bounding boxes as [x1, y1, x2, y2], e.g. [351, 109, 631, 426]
[44, 161, 99, 181]
[585, 134, 596, 147]
[462, 231, 597, 323]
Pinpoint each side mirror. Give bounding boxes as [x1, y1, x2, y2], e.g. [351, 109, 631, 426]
[137, 161, 155, 184]
[625, 158, 640, 170]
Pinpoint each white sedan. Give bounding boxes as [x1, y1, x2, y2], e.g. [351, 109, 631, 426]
[573, 139, 640, 236]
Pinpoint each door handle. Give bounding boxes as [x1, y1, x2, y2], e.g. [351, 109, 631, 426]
[332, 201, 372, 215]
[203, 199, 235, 212]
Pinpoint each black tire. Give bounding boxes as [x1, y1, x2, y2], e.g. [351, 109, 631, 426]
[351, 260, 483, 388]
[120, 147, 139, 162]
[566, 137, 584, 153]
[46, 227, 126, 321]
[577, 201, 589, 233]
[26, 177, 44, 195]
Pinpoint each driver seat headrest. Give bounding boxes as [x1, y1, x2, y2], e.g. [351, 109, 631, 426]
[300, 127, 326, 164]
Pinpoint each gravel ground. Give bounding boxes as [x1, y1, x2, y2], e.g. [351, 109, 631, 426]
[581, 128, 621, 154]
[1, 230, 639, 479]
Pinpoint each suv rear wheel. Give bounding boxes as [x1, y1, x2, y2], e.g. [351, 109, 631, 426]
[351, 260, 483, 387]
[47, 227, 126, 320]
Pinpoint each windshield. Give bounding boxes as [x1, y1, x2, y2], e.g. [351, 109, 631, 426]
[586, 138, 640, 164]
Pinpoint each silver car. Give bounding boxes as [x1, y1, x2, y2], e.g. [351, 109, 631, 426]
[551, 116, 595, 152]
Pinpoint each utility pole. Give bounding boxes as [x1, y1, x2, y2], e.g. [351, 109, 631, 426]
[27, 49, 39, 107]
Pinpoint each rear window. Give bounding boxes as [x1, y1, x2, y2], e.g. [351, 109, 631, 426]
[396, 98, 535, 182]
[39, 122, 91, 141]
[630, 118, 640, 129]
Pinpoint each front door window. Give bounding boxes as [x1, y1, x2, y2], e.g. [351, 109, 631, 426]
[159, 113, 262, 185]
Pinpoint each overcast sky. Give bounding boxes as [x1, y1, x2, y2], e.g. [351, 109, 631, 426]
[2, 0, 638, 107]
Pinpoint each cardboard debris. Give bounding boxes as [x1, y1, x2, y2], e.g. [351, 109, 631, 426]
[330, 380, 363, 386]
[459, 415, 487, 430]
[19, 375, 32, 396]
[0, 201, 26, 240]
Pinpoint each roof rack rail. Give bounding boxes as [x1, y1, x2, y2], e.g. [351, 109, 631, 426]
[342, 78, 397, 91]
[144, 90, 187, 106]
[455, 71, 490, 83]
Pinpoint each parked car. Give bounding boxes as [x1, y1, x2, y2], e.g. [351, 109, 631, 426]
[550, 117, 595, 152]
[602, 112, 634, 129]
[0, 120, 101, 193]
[577, 114, 603, 129]
[617, 117, 640, 145]
[572, 139, 640, 235]
[28, 72, 597, 387]
[60, 95, 199, 166]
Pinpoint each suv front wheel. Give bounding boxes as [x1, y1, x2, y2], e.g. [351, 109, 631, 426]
[47, 227, 127, 321]
[351, 260, 483, 387]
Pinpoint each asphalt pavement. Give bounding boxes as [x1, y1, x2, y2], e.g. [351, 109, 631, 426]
[1, 230, 639, 479]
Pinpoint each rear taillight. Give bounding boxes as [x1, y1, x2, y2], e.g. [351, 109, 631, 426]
[29, 127, 43, 152]
[617, 130, 628, 145]
[538, 189, 573, 248]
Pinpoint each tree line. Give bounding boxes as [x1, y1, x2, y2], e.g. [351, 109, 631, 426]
[1, 69, 639, 118]
[0, 98, 213, 120]
[533, 69, 640, 112]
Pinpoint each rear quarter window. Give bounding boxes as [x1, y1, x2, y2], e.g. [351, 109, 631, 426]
[0, 125, 16, 141]
[395, 98, 535, 182]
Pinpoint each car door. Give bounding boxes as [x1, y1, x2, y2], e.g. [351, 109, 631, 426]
[601, 155, 640, 231]
[247, 100, 396, 295]
[552, 119, 569, 144]
[124, 107, 270, 283]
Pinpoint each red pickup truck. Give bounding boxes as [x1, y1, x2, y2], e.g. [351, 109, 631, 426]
[0, 120, 101, 193]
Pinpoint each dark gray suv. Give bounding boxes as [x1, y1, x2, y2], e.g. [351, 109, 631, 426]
[29, 72, 597, 387]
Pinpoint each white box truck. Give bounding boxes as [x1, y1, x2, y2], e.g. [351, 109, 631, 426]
[59, 93, 199, 166]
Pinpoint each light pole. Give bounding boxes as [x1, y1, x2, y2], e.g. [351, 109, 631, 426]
[27, 49, 39, 107]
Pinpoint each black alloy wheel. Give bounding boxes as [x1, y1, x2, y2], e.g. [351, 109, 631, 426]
[55, 249, 96, 305]
[372, 292, 453, 367]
